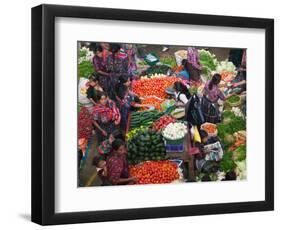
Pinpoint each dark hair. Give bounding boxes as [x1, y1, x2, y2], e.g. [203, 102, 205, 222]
[111, 130, 125, 141]
[112, 139, 125, 151]
[110, 43, 121, 54]
[181, 59, 188, 66]
[92, 156, 103, 167]
[116, 75, 130, 99]
[174, 81, 191, 100]
[199, 129, 208, 139]
[89, 72, 100, 82]
[94, 44, 103, 53]
[96, 91, 107, 101]
[209, 73, 221, 90]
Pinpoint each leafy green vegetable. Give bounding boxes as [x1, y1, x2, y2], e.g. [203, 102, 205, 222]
[232, 145, 246, 161]
[78, 60, 94, 79]
[216, 60, 236, 73]
[160, 56, 177, 68]
[220, 151, 236, 172]
[228, 95, 240, 104]
[198, 49, 218, 76]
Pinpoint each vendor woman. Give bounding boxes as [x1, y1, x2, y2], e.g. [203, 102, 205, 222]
[201, 73, 234, 123]
[107, 139, 137, 185]
[173, 81, 191, 107]
[116, 75, 152, 131]
[92, 91, 121, 144]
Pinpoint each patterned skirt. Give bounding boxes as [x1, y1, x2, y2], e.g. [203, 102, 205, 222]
[96, 121, 116, 144]
[201, 96, 221, 124]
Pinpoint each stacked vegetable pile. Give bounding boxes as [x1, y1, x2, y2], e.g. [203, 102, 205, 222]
[129, 160, 179, 184]
[140, 65, 171, 77]
[132, 76, 181, 99]
[162, 122, 188, 141]
[78, 106, 93, 139]
[217, 110, 246, 150]
[126, 126, 148, 140]
[160, 56, 177, 68]
[78, 47, 94, 79]
[141, 97, 164, 110]
[198, 49, 218, 78]
[127, 129, 167, 165]
[130, 110, 165, 130]
[152, 115, 176, 131]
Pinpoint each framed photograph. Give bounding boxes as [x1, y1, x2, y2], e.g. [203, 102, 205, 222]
[31, 4, 274, 225]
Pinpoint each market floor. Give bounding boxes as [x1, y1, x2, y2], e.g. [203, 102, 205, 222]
[79, 133, 101, 186]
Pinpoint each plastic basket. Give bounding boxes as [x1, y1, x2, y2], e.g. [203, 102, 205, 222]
[164, 136, 185, 145]
[174, 50, 187, 66]
[144, 53, 159, 66]
[165, 144, 184, 153]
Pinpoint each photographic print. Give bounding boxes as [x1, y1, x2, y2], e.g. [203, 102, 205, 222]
[77, 42, 247, 187]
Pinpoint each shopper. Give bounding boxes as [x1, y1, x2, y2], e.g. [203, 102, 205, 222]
[92, 91, 121, 144]
[201, 73, 233, 123]
[106, 43, 129, 100]
[116, 75, 152, 131]
[107, 139, 137, 185]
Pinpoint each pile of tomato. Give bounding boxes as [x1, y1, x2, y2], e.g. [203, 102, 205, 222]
[152, 115, 176, 131]
[132, 76, 181, 99]
[129, 160, 179, 184]
[141, 97, 164, 110]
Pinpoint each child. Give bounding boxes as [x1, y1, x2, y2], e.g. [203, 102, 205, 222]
[92, 156, 111, 186]
[194, 130, 222, 174]
[97, 130, 125, 159]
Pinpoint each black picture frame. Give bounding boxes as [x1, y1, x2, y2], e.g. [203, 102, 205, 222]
[31, 4, 274, 225]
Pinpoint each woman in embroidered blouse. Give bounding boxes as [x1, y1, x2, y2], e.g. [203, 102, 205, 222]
[106, 43, 130, 101]
[185, 47, 202, 81]
[92, 91, 121, 144]
[116, 76, 152, 131]
[92, 45, 110, 94]
[201, 73, 234, 123]
[107, 139, 137, 185]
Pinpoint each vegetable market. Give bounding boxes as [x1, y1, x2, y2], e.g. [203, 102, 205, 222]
[77, 42, 247, 186]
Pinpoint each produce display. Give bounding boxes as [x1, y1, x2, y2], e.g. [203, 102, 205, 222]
[152, 115, 176, 131]
[227, 95, 241, 104]
[140, 65, 171, 77]
[78, 106, 93, 139]
[162, 122, 188, 141]
[141, 97, 164, 110]
[170, 108, 185, 119]
[160, 56, 177, 68]
[220, 71, 236, 82]
[198, 49, 218, 77]
[129, 110, 165, 130]
[78, 47, 94, 79]
[217, 110, 246, 150]
[129, 160, 179, 184]
[126, 126, 148, 140]
[127, 130, 167, 165]
[201, 123, 217, 136]
[232, 145, 246, 162]
[216, 60, 236, 74]
[132, 76, 181, 99]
